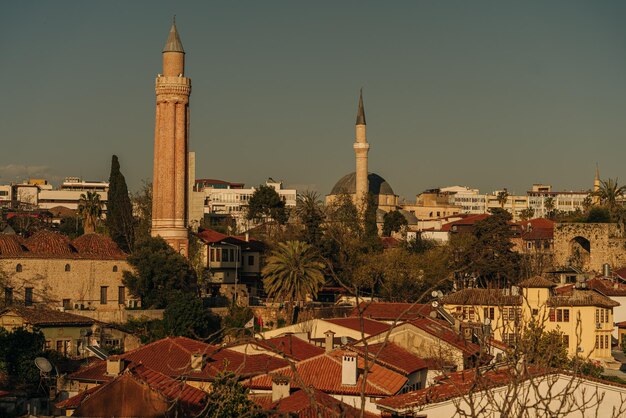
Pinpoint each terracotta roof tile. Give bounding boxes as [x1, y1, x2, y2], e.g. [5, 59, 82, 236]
[69, 336, 288, 383]
[548, 288, 619, 309]
[440, 214, 490, 232]
[254, 335, 324, 361]
[1, 306, 94, 326]
[348, 342, 429, 375]
[253, 389, 379, 418]
[408, 317, 482, 358]
[352, 302, 435, 321]
[25, 230, 75, 256]
[72, 234, 126, 260]
[58, 363, 206, 414]
[518, 276, 556, 288]
[245, 349, 407, 397]
[324, 317, 391, 336]
[587, 278, 626, 297]
[0, 234, 26, 256]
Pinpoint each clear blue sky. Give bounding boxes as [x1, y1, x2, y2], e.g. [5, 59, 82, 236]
[1, 1, 625, 199]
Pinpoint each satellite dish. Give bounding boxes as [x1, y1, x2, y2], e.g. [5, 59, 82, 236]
[483, 318, 491, 326]
[340, 336, 348, 345]
[437, 291, 444, 298]
[431, 291, 439, 298]
[431, 300, 439, 308]
[34, 357, 53, 374]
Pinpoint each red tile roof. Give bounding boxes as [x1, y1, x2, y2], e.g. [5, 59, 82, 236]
[352, 302, 435, 321]
[252, 389, 379, 418]
[348, 342, 429, 375]
[196, 229, 229, 244]
[253, 335, 324, 361]
[441, 288, 522, 306]
[245, 349, 407, 397]
[440, 214, 491, 232]
[324, 317, 391, 337]
[614, 267, 626, 280]
[518, 276, 556, 288]
[587, 278, 626, 297]
[517, 218, 555, 230]
[548, 288, 619, 309]
[0, 231, 126, 260]
[408, 317, 482, 358]
[616, 321, 626, 328]
[0, 306, 94, 326]
[57, 363, 206, 414]
[69, 336, 288, 383]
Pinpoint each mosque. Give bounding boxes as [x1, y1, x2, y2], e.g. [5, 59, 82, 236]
[325, 93, 418, 226]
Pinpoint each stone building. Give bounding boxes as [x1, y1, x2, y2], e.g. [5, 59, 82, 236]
[0, 230, 137, 312]
[553, 223, 626, 273]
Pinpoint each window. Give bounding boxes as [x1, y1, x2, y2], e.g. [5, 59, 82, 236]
[563, 309, 570, 322]
[113, 265, 118, 272]
[600, 335, 604, 349]
[596, 335, 599, 349]
[63, 299, 71, 310]
[532, 308, 539, 316]
[248, 255, 254, 266]
[16, 264, 22, 273]
[25, 287, 33, 306]
[563, 334, 569, 347]
[118, 286, 125, 305]
[606, 335, 610, 350]
[64, 264, 71, 272]
[596, 309, 600, 324]
[100, 286, 108, 304]
[549, 309, 556, 322]
[223, 249, 230, 262]
[4, 287, 13, 305]
[483, 307, 495, 320]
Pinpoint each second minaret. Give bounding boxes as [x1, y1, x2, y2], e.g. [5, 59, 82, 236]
[354, 90, 369, 211]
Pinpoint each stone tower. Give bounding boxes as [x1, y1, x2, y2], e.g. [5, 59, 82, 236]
[354, 90, 369, 211]
[151, 20, 191, 256]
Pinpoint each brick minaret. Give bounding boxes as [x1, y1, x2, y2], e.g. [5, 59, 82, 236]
[151, 20, 190, 256]
[354, 90, 369, 211]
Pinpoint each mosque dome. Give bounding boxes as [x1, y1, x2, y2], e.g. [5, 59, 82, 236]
[329, 172, 395, 197]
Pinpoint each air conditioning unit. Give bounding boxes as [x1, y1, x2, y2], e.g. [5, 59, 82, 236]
[596, 323, 602, 329]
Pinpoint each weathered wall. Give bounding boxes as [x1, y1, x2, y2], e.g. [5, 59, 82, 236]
[0, 258, 136, 311]
[553, 223, 626, 272]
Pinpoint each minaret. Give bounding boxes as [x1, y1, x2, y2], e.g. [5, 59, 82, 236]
[151, 19, 191, 256]
[593, 164, 601, 205]
[354, 90, 369, 211]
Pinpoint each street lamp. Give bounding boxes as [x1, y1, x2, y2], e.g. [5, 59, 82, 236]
[220, 241, 240, 303]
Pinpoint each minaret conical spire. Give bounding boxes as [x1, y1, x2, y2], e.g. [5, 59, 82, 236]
[356, 88, 366, 125]
[163, 17, 185, 53]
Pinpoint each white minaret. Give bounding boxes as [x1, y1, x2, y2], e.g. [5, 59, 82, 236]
[354, 90, 369, 211]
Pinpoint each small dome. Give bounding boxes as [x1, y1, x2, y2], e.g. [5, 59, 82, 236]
[329, 172, 395, 196]
[73, 234, 126, 259]
[0, 234, 25, 256]
[25, 230, 75, 256]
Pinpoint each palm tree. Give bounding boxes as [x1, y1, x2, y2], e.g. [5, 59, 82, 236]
[496, 189, 509, 209]
[544, 196, 555, 219]
[78, 191, 103, 234]
[594, 178, 625, 211]
[262, 241, 326, 324]
[294, 191, 325, 246]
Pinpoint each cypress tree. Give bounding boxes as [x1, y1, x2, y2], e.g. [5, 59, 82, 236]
[106, 155, 135, 252]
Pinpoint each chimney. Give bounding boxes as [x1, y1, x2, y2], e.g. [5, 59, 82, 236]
[271, 375, 290, 402]
[245, 232, 250, 242]
[341, 353, 358, 386]
[191, 353, 206, 372]
[106, 358, 125, 376]
[324, 330, 335, 353]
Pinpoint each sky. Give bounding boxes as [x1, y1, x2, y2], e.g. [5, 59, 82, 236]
[1, 1, 625, 200]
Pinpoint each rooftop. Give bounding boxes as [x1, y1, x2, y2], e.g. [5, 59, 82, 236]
[352, 302, 435, 322]
[1, 306, 94, 327]
[323, 317, 391, 337]
[441, 288, 523, 306]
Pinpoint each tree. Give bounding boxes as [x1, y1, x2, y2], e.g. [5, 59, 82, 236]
[519, 208, 534, 222]
[122, 236, 197, 308]
[58, 216, 84, 238]
[246, 185, 287, 225]
[544, 196, 556, 219]
[586, 206, 611, 223]
[163, 293, 221, 340]
[362, 193, 381, 251]
[454, 208, 521, 287]
[262, 241, 326, 324]
[106, 155, 135, 252]
[78, 191, 103, 234]
[382, 210, 408, 237]
[496, 189, 509, 209]
[131, 180, 152, 244]
[199, 371, 263, 418]
[0, 327, 46, 389]
[294, 191, 324, 246]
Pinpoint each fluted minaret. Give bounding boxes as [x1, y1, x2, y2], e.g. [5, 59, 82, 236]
[593, 164, 601, 205]
[354, 90, 369, 211]
[151, 19, 191, 257]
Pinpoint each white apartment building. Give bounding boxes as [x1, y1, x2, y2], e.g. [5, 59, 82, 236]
[441, 186, 486, 214]
[3, 178, 108, 212]
[195, 178, 297, 231]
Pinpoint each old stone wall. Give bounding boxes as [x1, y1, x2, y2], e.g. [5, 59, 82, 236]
[0, 258, 136, 311]
[553, 223, 626, 272]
